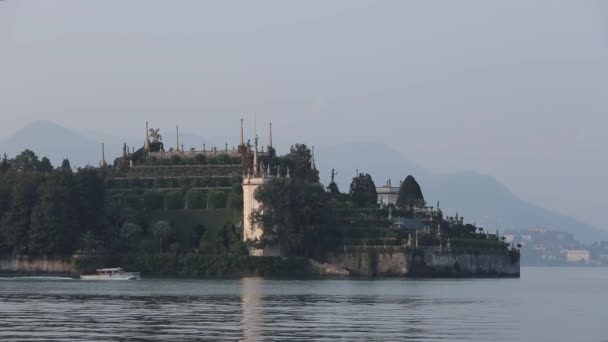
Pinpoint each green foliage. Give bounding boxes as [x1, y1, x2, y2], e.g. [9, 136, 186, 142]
[152, 220, 173, 253]
[349, 173, 377, 208]
[185, 190, 206, 209]
[143, 191, 164, 210]
[13, 150, 40, 172]
[60, 159, 72, 174]
[286, 144, 319, 182]
[194, 154, 206, 165]
[27, 173, 78, 254]
[73, 253, 310, 277]
[226, 184, 243, 210]
[0, 154, 9, 174]
[164, 191, 185, 210]
[120, 222, 142, 242]
[397, 175, 425, 208]
[0, 152, 105, 255]
[252, 178, 329, 256]
[38, 157, 53, 173]
[207, 190, 227, 209]
[326, 181, 340, 195]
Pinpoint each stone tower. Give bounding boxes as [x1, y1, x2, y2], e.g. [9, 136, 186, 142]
[242, 137, 280, 256]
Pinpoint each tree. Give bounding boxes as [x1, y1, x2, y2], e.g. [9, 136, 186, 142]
[38, 157, 53, 173]
[13, 150, 39, 172]
[1, 174, 41, 254]
[120, 222, 142, 242]
[0, 154, 9, 174]
[286, 144, 319, 183]
[185, 190, 206, 209]
[81, 231, 99, 252]
[251, 178, 329, 256]
[152, 220, 173, 253]
[326, 181, 340, 195]
[60, 159, 72, 174]
[72, 168, 105, 238]
[226, 184, 243, 210]
[143, 191, 164, 210]
[27, 174, 77, 255]
[164, 191, 184, 210]
[207, 190, 227, 209]
[349, 173, 377, 208]
[396, 175, 425, 208]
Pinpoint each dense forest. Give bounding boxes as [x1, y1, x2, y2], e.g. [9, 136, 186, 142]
[0, 150, 244, 258]
[0, 151, 104, 255]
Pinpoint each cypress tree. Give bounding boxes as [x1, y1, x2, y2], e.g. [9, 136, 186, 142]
[349, 173, 377, 208]
[396, 175, 425, 208]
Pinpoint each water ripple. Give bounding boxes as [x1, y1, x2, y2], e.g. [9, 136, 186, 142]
[0, 278, 517, 341]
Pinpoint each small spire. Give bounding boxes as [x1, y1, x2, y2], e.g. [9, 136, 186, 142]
[240, 118, 244, 146]
[176, 125, 180, 152]
[268, 122, 273, 149]
[253, 137, 258, 176]
[311, 146, 316, 170]
[144, 122, 150, 150]
[100, 143, 106, 168]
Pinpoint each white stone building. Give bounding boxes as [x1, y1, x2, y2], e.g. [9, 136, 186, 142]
[376, 179, 400, 206]
[565, 250, 590, 264]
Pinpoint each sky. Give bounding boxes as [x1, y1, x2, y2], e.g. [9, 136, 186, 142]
[1, 0, 607, 229]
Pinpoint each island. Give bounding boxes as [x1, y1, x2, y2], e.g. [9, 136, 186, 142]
[0, 121, 519, 278]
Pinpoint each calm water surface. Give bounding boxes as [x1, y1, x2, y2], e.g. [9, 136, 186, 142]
[0, 267, 607, 341]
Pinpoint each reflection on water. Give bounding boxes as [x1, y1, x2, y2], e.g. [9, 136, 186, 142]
[0, 268, 607, 341]
[241, 277, 263, 341]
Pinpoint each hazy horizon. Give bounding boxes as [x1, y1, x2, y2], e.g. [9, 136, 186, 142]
[1, 1, 607, 230]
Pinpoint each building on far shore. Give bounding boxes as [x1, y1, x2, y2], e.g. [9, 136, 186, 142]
[376, 179, 400, 207]
[565, 250, 590, 264]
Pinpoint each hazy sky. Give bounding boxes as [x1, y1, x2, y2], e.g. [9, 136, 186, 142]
[1, 1, 607, 229]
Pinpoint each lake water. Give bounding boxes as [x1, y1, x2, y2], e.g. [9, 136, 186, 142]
[0, 267, 606, 341]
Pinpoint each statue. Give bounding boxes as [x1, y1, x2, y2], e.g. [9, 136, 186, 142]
[149, 128, 162, 142]
[330, 168, 338, 183]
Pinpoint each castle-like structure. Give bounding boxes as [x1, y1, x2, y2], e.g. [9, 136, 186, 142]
[105, 119, 288, 256]
[241, 123, 283, 256]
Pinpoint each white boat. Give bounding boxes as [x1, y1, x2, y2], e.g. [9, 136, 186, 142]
[80, 267, 141, 281]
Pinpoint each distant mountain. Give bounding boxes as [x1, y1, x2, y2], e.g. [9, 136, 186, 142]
[2, 122, 607, 242]
[0, 120, 114, 167]
[0, 121, 211, 167]
[318, 142, 608, 243]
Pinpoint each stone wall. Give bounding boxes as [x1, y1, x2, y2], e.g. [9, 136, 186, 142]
[0, 256, 75, 276]
[326, 247, 520, 277]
